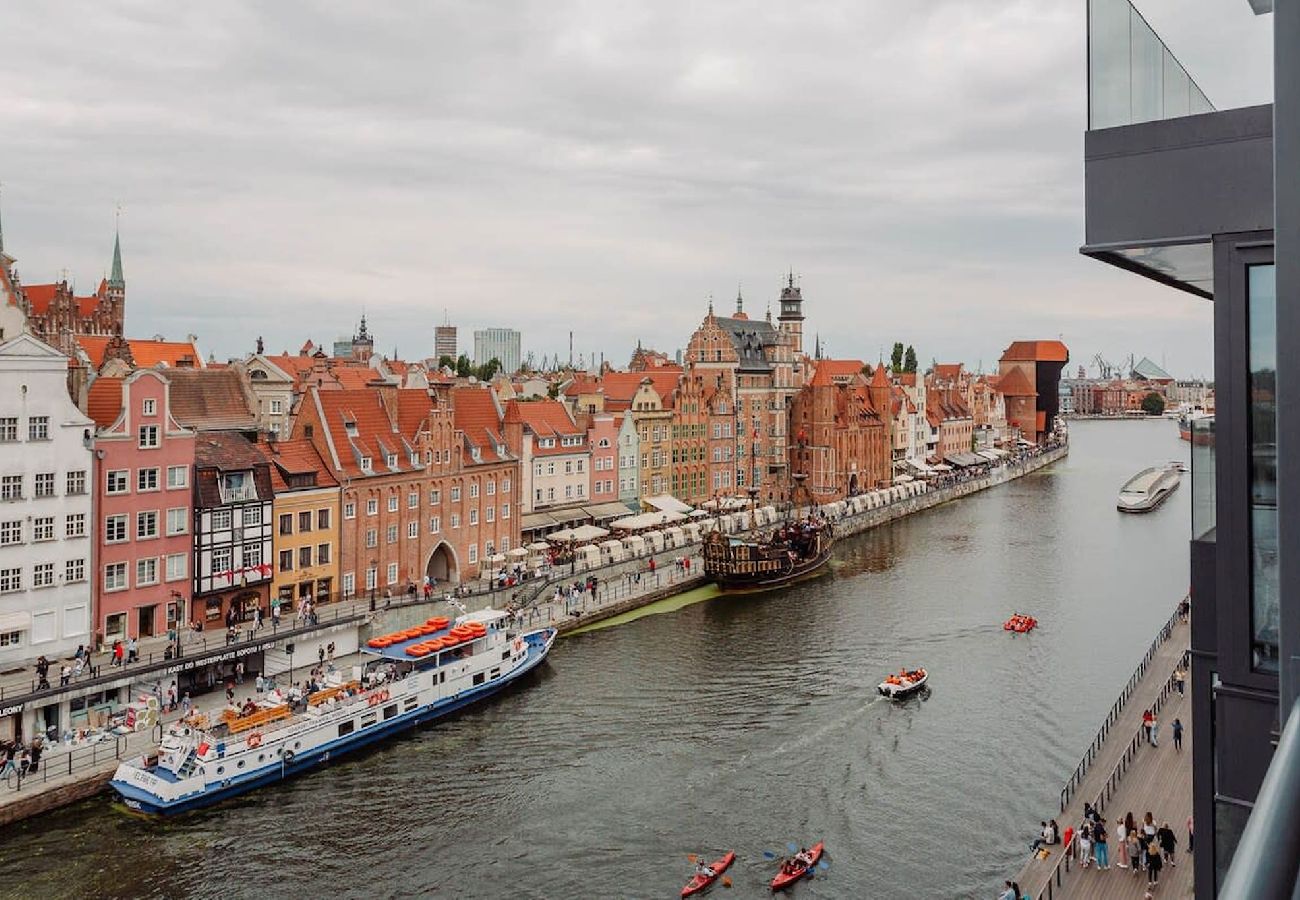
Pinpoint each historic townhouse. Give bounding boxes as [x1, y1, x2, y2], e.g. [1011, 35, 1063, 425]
[88, 369, 196, 642]
[584, 412, 620, 506]
[504, 399, 590, 514]
[254, 439, 340, 612]
[627, 378, 674, 501]
[927, 390, 975, 460]
[191, 433, 275, 625]
[704, 376, 736, 497]
[790, 360, 890, 502]
[236, 354, 296, 437]
[669, 371, 711, 504]
[616, 414, 639, 508]
[0, 334, 94, 666]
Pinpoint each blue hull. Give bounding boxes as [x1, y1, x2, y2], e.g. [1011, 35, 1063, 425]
[112, 628, 555, 815]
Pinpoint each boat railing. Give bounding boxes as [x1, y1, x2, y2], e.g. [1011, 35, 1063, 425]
[1034, 647, 1190, 899]
[1058, 598, 1185, 812]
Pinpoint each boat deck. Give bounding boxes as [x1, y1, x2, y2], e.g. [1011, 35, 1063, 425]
[1120, 468, 1167, 494]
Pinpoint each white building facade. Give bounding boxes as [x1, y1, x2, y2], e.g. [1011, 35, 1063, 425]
[0, 334, 94, 665]
[472, 328, 522, 376]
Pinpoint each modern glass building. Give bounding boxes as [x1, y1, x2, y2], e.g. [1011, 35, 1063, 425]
[1080, 0, 1294, 894]
[472, 327, 522, 376]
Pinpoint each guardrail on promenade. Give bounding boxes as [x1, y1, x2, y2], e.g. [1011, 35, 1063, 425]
[4, 722, 163, 795]
[1058, 600, 1186, 811]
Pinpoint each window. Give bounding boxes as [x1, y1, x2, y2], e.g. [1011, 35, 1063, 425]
[547, 487, 555, 502]
[450, 486, 461, 502]
[279, 549, 294, 571]
[365, 528, 377, 548]
[142, 398, 157, 416]
[564, 461, 572, 475]
[165, 553, 186, 582]
[486, 506, 495, 523]
[387, 496, 399, 513]
[136, 511, 158, 539]
[66, 470, 87, 495]
[535, 489, 542, 504]
[212, 546, 232, 576]
[270, 399, 283, 415]
[242, 543, 262, 569]
[360, 456, 372, 472]
[242, 506, 261, 526]
[501, 503, 510, 520]
[565, 485, 573, 499]
[138, 425, 159, 448]
[365, 567, 377, 590]
[1249, 263, 1280, 672]
[298, 546, 312, 568]
[366, 498, 378, 516]
[468, 544, 478, 564]
[407, 521, 418, 539]
[469, 509, 479, 526]
[212, 509, 232, 530]
[408, 491, 418, 509]
[167, 508, 187, 536]
[136, 558, 159, 586]
[298, 511, 313, 533]
[317, 543, 331, 564]
[32, 517, 53, 541]
[66, 558, 86, 583]
[34, 473, 54, 498]
[429, 489, 441, 505]
[0, 475, 20, 501]
[386, 563, 398, 585]
[317, 508, 331, 529]
[344, 502, 356, 519]
[279, 513, 293, 535]
[547, 463, 555, 476]
[450, 513, 460, 529]
[28, 416, 49, 441]
[342, 572, 355, 596]
[487, 480, 496, 496]
[0, 521, 18, 545]
[429, 516, 440, 534]
[167, 465, 188, 489]
[0, 418, 15, 442]
[33, 562, 53, 588]
[0, 566, 21, 593]
[103, 563, 125, 592]
[386, 453, 397, 469]
[138, 467, 159, 492]
[502, 478, 510, 492]
[386, 525, 398, 544]
[105, 514, 128, 543]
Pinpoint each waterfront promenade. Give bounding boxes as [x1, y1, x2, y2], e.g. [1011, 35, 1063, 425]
[1016, 610, 1192, 899]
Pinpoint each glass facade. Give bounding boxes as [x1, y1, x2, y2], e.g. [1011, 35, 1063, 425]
[1249, 264, 1278, 672]
[1088, 0, 1214, 129]
[1191, 416, 1216, 540]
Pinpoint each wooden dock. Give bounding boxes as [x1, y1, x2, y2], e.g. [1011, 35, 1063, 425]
[1017, 614, 1192, 899]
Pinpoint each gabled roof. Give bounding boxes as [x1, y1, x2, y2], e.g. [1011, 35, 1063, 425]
[1000, 340, 1069, 363]
[933, 363, 963, 382]
[194, 432, 274, 508]
[165, 369, 259, 430]
[76, 335, 204, 370]
[507, 399, 581, 441]
[809, 359, 865, 387]
[995, 367, 1038, 397]
[255, 438, 339, 493]
[715, 316, 780, 371]
[599, 370, 681, 410]
[451, 386, 510, 465]
[87, 377, 125, 428]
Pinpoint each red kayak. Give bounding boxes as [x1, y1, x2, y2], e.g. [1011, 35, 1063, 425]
[681, 851, 736, 897]
[770, 842, 824, 891]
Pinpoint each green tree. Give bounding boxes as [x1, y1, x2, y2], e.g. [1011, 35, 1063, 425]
[547, 382, 560, 399]
[1141, 391, 1166, 416]
[476, 357, 502, 381]
[890, 342, 905, 373]
[904, 345, 918, 373]
[861, 363, 873, 378]
[455, 354, 472, 378]
[438, 354, 454, 370]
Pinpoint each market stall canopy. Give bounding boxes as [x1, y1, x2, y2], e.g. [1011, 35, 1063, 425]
[700, 496, 751, 511]
[548, 524, 610, 543]
[525, 541, 551, 551]
[688, 509, 711, 518]
[944, 453, 985, 468]
[549, 506, 589, 524]
[905, 457, 933, 474]
[977, 450, 1002, 462]
[643, 494, 693, 515]
[487, 553, 507, 564]
[582, 501, 636, 521]
[507, 547, 529, 557]
[930, 463, 953, 472]
[610, 511, 687, 530]
[893, 474, 915, 484]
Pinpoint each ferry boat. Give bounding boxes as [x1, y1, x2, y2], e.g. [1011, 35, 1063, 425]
[877, 668, 928, 699]
[1116, 466, 1182, 513]
[110, 609, 556, 815]
[702, 517, 834, 592]
[1177, 411, 1214, 444]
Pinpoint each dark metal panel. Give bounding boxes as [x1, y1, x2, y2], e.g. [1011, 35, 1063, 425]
[1084, 106, 1274, 248]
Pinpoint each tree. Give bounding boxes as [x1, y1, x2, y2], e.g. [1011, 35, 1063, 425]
[437, 354, 454, 370]
[890, 342, 905, 373]
[547, 381, 560, 399]
[903, 345, 918, 373]
[476, 357, 502, 381]
[455, 354, 472, 378]
[1141, 391, 1166, 416]
[861, 363, 873, 378]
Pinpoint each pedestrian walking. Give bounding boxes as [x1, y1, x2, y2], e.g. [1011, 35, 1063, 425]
[1157, 821, 1178, 867]
[112, 640, 124, 667]
[1187, 815, 1194, 853]
[1174, 666, 1186, 696]
[255, 674, 265, 695]
[253, 606, 263, 632]
[181, 692, 192, 716]
[1093, 818, 1110, 869]
[59, 664, 71, 687]
[318, 646, 326, 666]
[127, 636, 138, 663]
[1115, 815, 1130, 868]
[1141, 709, 1154, 744]
[225, 683, 235, 704]
[1172, 717, 1184, 752]
[1150, 714, 1160, 747]
[1143, 812, 1157, 842]
[1145, 840, 1163, 886]
[167, 685, 176, 712]
[1127, 829, 1143, 877]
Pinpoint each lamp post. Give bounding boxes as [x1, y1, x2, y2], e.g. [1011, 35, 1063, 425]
[569, 537, 576, 576]
[169, 590, 184, 659]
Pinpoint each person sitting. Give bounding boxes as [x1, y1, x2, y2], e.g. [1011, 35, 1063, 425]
[695, 860, 715, 879]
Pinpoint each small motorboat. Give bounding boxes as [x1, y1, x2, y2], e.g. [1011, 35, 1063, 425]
[1166, 460, 1188, 473]
[877, 668, 927, 699]
[682, 851, 736, 897]
[1004, 614, 1037, 633]
[771, 842, 825, 892]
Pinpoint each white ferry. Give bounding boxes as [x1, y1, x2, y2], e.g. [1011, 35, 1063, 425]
[111, 609, 556, 815]
[1116, 466, 1182, 513]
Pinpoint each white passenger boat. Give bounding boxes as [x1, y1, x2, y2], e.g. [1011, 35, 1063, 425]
[1116, 466, 1182, 513]
[878, 668, 928, 699]
[111, 609, 556, 815]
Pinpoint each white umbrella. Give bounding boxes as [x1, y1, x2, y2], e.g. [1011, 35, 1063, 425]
[488, 553, 507, 564]
[526, 541, 551, 551]
[507, 547, 528, 558]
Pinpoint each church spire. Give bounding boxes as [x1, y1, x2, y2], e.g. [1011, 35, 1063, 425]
[735, 285, 743, 315]
[707, 293, 714, 316]
[109, 220, 124, 289]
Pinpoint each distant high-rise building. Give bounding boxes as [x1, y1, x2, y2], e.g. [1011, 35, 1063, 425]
[473, 328, 521, 375]
[435, 324, 457, 361]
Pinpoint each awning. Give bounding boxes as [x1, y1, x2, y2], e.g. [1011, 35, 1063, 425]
[893, 474, 915, 484]
[643, 494, 693, 515]
[930, 463, 952, 472]
[977, 450, 1002, 462]
[905, 457, 932, 474]
[507, 547, 529, 558]
[610, 511, 687, 530]
[526, 541, 551, 551]
[0, 611, 31, 632]
[549, 506, 589, 524]
[549, 524, 610, 543]
[521, 511, 558, 532]
[582, 501, 637, 521]
[944, 453, 982, 468]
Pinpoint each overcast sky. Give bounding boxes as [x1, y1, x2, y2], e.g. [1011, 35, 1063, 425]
[0, 1, 1272, 377]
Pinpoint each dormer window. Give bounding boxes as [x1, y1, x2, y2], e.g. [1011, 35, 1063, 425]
[344, 419, 358, 437]
[219, 471, 256, 503]
[471, 448, 481, 461]
[360, 456, 373, 472]
[387, 453, 398, 468]
[410, 452, 420, 466]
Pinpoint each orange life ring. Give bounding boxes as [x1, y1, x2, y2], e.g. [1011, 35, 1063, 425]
[247, 732, 263, 749]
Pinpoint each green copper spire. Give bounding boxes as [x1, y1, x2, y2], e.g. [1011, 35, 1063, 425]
[108, 228, 124, 289]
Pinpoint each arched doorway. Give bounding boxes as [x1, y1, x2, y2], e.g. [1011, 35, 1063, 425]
[426, 542, 459, 586]
[848, 472, 859, 496]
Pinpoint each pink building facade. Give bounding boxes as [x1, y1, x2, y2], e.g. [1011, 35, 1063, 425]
[586, 412, 619, 504]
[91, 370, 196, 642]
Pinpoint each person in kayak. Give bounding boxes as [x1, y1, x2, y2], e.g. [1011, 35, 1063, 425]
[695, 859, 715, 878]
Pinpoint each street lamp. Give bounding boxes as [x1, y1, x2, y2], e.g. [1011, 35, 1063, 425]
[169, 590, 184, 659]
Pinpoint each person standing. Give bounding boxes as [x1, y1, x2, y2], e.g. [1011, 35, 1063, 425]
[1093, 818, 1110, 869]
[1157, 822, 1178, 867]
[126, 636, 138, 663]
[1174, 666, 1186, 696]
[1187, 815, 1194, 854]
[1145, 839, 1163, 887]
[1172, 717, 1184, 752]
[1142, 709, 1154, 744]
[1078, 823, 1093, 869]
[1150, 713, 1160, 747]
[1127, 829, 1144, 877]
[59, 664, 71, 687]
[1115, 815, 1130, 869]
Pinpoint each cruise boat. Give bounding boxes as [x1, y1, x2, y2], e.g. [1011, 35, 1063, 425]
[702, 517, 834, 592]
[1116, 466, 1182, 513]
[110, 609, 556, 815]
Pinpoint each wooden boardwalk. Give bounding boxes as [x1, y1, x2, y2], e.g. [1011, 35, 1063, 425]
[1017, 615, 1192, 899]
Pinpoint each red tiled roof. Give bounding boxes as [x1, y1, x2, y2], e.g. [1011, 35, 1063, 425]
[933, 363, 963, 381]
[452, 386, 508, 465]
[995, 367, 1037, 397]
[87, 377, 124, 428]
[77, 335, 203, 370]
[506, 399, 583, 455]
[165, 369, 259, 430]
[897, 373, 917, 386]
[870, 364, 890, 388]
[809, 359, 865, 387]
[599, 369, 681, 410]
[314, 389, 415, 478]
[1000, 341, 1069, 363]
[255, 438, 339, 493]
[563, 376, 601, 397]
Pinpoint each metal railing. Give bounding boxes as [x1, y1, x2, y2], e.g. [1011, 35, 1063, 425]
[1218, 694, 1300, 897]
[3, 722, 163, 795]
[1059, 600, 1185, 811]
[1034, 648, 1190, 899]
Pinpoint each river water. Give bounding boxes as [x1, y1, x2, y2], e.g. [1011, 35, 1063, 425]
[1, 420, 1189, 899]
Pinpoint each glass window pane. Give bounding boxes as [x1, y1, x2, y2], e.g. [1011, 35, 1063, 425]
[1162, 52, 1191, 120]
[1191, 416, 1216, 540]
[1089, 0, 1132, 129]
[1128, 9, 1163, 125]
[1249, 263, 1278, 672]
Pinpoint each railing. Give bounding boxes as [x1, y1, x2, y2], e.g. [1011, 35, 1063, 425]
[5, 722, 163, 795]
[1219, 694, 1300, 897]
[1035, 648, 1190, 900]
[1059, 600, 1184, 811]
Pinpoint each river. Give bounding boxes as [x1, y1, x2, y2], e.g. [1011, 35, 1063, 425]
[1, 419, 1190, 899]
